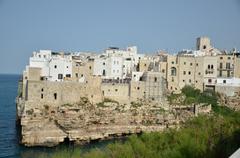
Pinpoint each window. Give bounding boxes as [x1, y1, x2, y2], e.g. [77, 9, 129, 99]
[115, 89, 118, 92]
[198, 72, 201, 75]
[183, 71, 186, 75]
[102, 70, 106, 76]
[54, 65, 57, 69]
[219, 71, 222, 77]
[184, 62, 186, 65]
[189, 79, 191, 83]
[41, 88, 44, 92]
[220, 63, 223, 69]
[103, 62, 105, 65]
[211, 65, 214, 69]
[208, 79, 212, 83]
[171, 61, 174, 64]
[66, 66, 69, 68]
[41, 94, 43, 99]
[172, 77, 174, 82]
[81, 74, 84, 77]
[196, 80, 198, 83]
[54, 93, 57, 100]
[228, 57, 231, 60]
[190, 63, 192, 66]
[154, 77, 157, 82]
[208, 65, 210, 69]
[137, 87, 140, 90]
[226, 63, 231, 69]
[183, 80, 185, 82]
[43, 55, 46, 58]
[162, 69, 165, 73]
[203, 45, 206, 49]
[171, 67, 177, 76]
[196, 63, 198, 66]
[66, 74, 71, 78]
[220, 57, 223, 60]
[188, 71, 191, 75]
[144, 64, 147, 66]
[58, 74, 63, 79]
[89, 66, 92, 70]
[76, 73, 78, 77]
[223, 80, 226, 84]
[227, 71, 230, 77]
[134, 74, 136, 77]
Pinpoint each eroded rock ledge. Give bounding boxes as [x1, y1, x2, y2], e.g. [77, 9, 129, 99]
[18, 98, 210, 147]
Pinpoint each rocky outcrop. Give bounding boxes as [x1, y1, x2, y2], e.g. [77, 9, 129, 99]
[17, 98, 210, 147]
[219, 92, 240, 111]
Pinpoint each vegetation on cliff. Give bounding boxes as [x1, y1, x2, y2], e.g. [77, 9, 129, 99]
[24, 86, 240, 158]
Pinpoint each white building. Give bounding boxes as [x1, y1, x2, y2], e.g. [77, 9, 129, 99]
[28, 50, 73, 81]
[93, 46, 144, 79]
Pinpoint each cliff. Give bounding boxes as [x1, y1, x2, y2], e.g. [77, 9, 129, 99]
[16, 95, 211, 147]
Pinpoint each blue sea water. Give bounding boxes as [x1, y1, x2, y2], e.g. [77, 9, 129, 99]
[0, 74, 20, 158]
[0, 74, 124, 158]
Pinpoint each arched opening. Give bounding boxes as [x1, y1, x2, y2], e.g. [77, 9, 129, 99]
[170, 67, 177, 76]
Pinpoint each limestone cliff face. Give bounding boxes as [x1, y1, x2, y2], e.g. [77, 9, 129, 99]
[18, 98, 181, 147]
[17, 96, 211, 147]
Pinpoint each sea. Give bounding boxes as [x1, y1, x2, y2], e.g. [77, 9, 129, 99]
[0, 74, 122, 158]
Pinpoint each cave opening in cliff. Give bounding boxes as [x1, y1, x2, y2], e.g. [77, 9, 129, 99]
[62, 137, 72, 146]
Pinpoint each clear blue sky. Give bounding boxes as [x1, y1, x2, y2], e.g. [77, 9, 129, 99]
[0, 0, 240, 74]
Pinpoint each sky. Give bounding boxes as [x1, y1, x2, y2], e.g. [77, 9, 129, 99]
[0, 0, 240, 74]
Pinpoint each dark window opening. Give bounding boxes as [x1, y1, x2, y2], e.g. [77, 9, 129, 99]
[223, 80, 226, 84]
[54, 65, 57, 69]
[137, 87, 140, 90]
[41, 88, 44, 92]
[203, 45, 207, 49]
[89, 66, 92, 70]
[102, 70, 106, 76]
[171, 67, 177, 76]
[54, 93, 57, 100]
[41, 94, 43, 99]
[220, 63, 223, 69]
[115, 89, 118, 92]
[58, 74, 63, 79]
[76, 73, 78, 77]
[154, 77, 157, 82]
[66, 74, 71, 78]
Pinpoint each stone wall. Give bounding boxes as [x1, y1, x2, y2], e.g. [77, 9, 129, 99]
[101, 83, 130, 103]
